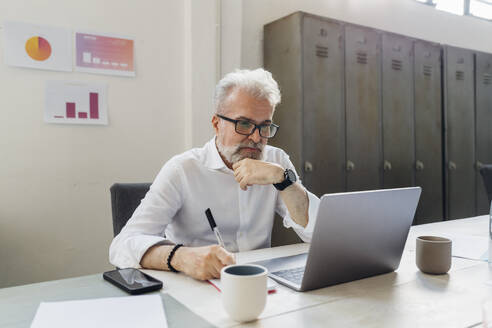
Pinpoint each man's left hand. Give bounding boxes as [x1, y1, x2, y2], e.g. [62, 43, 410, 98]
[232, 158, 284, 190]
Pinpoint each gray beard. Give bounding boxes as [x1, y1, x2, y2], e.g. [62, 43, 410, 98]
[216, 138, 265, 165]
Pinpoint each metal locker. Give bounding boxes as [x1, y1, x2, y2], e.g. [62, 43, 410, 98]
[302, 15, 345, 196]
[475, 51, 492, 214]
[413, 40, 443, 223]
[345, 25, 382, 191]
[381, 33, 415, 190]
[443, 46, 476, 219]
[264, 13, 304, 246]
[264, 13, 303, 172]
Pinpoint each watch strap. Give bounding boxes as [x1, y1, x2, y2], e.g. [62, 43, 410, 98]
[274, 169, 295, 191]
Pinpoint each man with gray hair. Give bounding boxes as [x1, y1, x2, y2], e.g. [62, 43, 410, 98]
[109, 68, 320, 280]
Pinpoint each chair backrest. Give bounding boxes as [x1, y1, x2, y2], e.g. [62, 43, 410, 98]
[110, 183, 151, 237]
[480, 165, 492, 205]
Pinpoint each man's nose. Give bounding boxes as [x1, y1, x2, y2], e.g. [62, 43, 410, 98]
[248, 127, 262, 143]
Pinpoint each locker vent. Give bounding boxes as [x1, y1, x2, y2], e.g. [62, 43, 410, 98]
[423, 65, 432, 78]
[483, 73, 492, 85]
[316, 45, 328, 58]
[456, 71, 465, 81]
[356, 52, 367, 64]
[391, 59, 402, 71]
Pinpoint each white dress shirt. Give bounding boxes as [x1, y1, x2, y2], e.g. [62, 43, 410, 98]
[109, 137, 320, 269]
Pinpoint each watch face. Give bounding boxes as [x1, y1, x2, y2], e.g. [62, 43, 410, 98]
[286, 169, 297, 182]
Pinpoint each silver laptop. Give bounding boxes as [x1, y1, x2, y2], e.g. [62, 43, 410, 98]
[253, 187, 421, 292]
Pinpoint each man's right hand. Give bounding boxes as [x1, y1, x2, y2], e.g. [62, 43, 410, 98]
[171, 245, 235, 280]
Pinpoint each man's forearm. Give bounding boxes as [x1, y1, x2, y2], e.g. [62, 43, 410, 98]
[279, 182, 309, 227]
[140, 244, 175, 270]
[140, 244, 235, 280]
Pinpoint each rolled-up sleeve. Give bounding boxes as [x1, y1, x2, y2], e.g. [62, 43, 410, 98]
[275, 154, 320, 243]
[109, 160, 183, 268]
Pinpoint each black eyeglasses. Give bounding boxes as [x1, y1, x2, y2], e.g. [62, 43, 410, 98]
[216, 114, 279, 139]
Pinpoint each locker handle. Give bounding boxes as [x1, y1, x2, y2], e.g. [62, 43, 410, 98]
[448, 161, 457, 171]
[415, 160, 424, 171]
[383, 160, 392, 171]
[476, 161, 484, 171]
[304, 161, 313, 173]
[346, 160, 355, 172]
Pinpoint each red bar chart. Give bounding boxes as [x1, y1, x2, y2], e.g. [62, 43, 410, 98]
[63, 94, 98, 120]
[45, 81, 108, 125]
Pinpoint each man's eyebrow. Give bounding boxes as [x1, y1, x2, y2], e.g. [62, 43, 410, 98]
[236, 116, 272, 124]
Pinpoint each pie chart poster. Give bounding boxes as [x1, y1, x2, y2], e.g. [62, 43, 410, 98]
[3, 21, 72, 72]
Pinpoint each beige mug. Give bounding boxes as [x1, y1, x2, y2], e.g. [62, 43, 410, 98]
[221, 264, 268, 322]
[416, 236, 452, 274]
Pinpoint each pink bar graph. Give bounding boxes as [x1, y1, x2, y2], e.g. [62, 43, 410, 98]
[66, 103, 76, 118]
[78, 112, 88, 119]
[90, 92, 99, 119]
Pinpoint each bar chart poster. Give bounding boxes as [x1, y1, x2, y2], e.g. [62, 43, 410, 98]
[75, 31, 135, 77]
[45, 81, 108, 125]
[3, 21, 72, 72]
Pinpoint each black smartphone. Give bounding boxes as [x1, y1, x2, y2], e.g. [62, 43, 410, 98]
[103, 268, 163, 295]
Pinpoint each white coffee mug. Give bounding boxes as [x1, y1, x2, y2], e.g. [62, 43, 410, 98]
[220, 264, 268, 322]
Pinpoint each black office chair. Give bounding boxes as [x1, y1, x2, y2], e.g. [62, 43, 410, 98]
[110, 183, 151, 237]
[480, 165, 492, 206]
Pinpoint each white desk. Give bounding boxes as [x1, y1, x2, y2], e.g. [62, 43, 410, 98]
[1, 216, 491, 328]
[142, 215, 492, 327]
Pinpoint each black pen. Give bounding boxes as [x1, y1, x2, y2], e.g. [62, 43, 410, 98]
[205, 208, 226, 248]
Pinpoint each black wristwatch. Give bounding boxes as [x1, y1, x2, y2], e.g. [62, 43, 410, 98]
[273, 168, 297, 191]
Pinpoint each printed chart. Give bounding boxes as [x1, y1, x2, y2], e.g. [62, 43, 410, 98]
[3, 21, 72, 72]
[75, 32, 135, 77]
[45, 81, 108, 125]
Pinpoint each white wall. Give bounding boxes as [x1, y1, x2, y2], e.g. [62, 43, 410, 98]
[187, 0, 219, 148]
[240, 0, 492, 68]
[0, 0, 187, 287]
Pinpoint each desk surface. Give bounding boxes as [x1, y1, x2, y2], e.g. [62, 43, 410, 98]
[2, 215, 491, 328]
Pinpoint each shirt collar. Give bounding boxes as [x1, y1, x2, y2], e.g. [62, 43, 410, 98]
[203, 136, 229, 171]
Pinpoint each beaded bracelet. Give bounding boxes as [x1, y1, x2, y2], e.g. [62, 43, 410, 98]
[167, 244, 183, 273]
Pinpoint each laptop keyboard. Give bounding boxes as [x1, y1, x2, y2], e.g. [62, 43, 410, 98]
[272, 267, 305, 285]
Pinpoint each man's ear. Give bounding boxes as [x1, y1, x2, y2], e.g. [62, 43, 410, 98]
[212, 115, 220, 135]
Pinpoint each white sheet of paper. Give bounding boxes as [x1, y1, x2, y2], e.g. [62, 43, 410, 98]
[45, 80, 108, 125]
[446, 234, 489, 261]
[30, 295, 167, 328]
[3, 21, 72, 72]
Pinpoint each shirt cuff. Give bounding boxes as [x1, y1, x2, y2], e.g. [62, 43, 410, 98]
[111, 235, 170, 269]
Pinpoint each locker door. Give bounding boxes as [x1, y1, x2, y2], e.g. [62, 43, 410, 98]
[381, 33, 415, 190]
[413, 41, 443, 223]
[476, 52, 492, 214]
[264, 14, 303, 171]
[345, 25, 382, 192]
[302, 16, 345, 196]
[444, 46, 476, 219]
